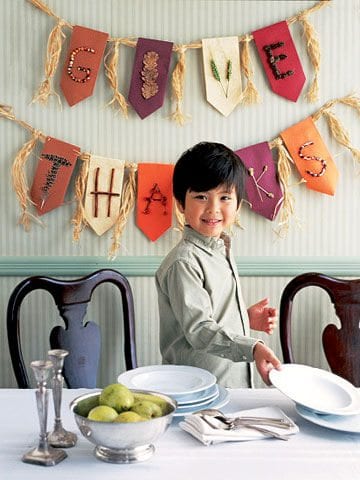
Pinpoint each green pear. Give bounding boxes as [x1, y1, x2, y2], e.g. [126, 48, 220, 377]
[88, 405, 118, 422]
[76, 394, 100, 418]
[131, 400, 162, 419]
[99, 383, 134, 413]
[114, 411, 146, 423]
[133, 392, 171, 415]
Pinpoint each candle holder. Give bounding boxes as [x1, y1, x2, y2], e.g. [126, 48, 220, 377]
[22, 360, 67, 466]
[48, 349, 77, 448]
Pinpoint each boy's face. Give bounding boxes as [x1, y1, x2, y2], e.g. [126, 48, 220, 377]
[177, 184, 238, 239]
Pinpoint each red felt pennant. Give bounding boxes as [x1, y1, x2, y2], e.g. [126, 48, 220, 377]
[30, 137, 80, 215]
[252, 21, 306, 102]
[60, 25, 109, 106]
[136, 163, 174, 241]
[128, 38, 173, 119]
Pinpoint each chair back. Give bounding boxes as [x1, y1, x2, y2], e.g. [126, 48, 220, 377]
[7, 269, 137, 388]
[280, 272, 360, 387]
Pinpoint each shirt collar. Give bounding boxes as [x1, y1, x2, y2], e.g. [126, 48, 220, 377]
[183, 225, 231, 253]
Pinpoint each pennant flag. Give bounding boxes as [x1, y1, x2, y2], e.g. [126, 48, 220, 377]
[60, 25, 109, 106]
[84, 155, 125, 235]
[202, 36, 242, 116]
[252, 21, 306, 102]
[280, 116, 339, 195]
[235, 142, 283, 220]
[136, 163, 174, 241]
[128, 38, 173, 119]
[30, 136, 80, 215]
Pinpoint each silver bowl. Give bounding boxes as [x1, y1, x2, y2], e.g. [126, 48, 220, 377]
[70, 389, 177, 463]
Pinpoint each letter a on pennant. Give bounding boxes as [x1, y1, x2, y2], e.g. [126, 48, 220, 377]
[252, 21, 305, 102]
[128, 38, 174, 119]
[136, 163, 174, 241]
[202, 36, 242, 116]
[235, 142, 283, 221]
[60, 25, 109, 106]
[30, 137, 80, 215]
[84, 155, 125, 235]
[281, 117, 339, 195]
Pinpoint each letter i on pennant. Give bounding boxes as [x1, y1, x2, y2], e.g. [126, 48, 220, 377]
[60, 25, 109, 106]
[252, 21, 305, 102]
[30, 137, 80, 215]
[136, 163, 174, 241]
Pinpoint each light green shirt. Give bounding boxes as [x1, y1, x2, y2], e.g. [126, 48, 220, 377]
[156, 226, 259, 388]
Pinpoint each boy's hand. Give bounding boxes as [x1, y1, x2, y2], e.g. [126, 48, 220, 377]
[253, 342, 281, 385]
[248, 298, 277, 335]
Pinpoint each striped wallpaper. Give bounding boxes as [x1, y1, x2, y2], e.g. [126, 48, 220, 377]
[0, 0, 359, 388]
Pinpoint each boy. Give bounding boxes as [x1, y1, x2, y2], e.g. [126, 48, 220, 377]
[156, 142, 281, 387]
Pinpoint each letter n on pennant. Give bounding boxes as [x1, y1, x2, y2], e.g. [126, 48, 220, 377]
[60, 25, 109, 106]
[84, 155, 125, 235]
[136, 163, 174, 241]
[252, 21, 305, 102]
[30, 137, 80, 215]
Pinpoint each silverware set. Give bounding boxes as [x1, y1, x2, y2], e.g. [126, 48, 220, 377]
[193, 408, 294, 441]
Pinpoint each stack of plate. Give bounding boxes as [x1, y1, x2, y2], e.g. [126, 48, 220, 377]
[118, 365, 230, 416]
[269, 364, 360, 433]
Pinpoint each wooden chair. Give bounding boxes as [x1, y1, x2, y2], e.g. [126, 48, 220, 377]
[279, 272, 360, 387]
[7, 269, 137, 388]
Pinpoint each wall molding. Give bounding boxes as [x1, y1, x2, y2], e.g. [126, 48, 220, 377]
[0, 256, 359, 277]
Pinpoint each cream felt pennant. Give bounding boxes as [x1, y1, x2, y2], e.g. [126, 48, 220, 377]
[83, 155, 125, 236]
[202, 36, 242, 117]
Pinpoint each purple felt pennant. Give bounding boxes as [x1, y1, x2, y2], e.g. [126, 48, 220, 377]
[128, 38, 173, 119]
[235, 142, 283, 221]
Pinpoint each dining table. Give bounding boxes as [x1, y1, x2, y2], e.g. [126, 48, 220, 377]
[1, 387, 359, 480]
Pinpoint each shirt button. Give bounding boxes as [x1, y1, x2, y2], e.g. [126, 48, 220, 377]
[242, 355, 247, 361]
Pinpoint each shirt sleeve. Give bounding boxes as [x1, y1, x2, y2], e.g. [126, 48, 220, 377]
[162, 258, 258, 362]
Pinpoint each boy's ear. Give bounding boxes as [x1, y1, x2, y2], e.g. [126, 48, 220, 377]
[175, 199, 185, 213]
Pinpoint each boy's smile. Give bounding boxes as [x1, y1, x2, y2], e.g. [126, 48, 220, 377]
[177, 184, 238, 239]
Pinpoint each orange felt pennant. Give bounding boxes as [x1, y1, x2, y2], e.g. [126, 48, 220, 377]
[280, 117, 338, 196]
[60, 25, 109, 106]
[136, 163, 174, 241]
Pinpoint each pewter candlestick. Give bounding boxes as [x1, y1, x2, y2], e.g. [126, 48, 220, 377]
[22, 360, 67, 466]
[48, 349, 77, 448]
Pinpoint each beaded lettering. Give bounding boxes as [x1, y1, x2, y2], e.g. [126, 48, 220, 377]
[143, 183, 167, 215]
[40, 154, 72, 209]
[298, 141, 327, 177]
[263, 42, 294, 80]
[90, 167, 121, 218]
[67, 47, 95, 83]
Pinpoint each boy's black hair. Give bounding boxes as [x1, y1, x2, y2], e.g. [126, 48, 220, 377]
[173, 141, 246, 208]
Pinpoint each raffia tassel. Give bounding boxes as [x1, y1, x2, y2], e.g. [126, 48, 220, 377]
[338, 93, 360, 114]
[72, 152, 90, 242]
[12, 132, 42, 231]
[170, 46, 189, 126]
[299, 13, 320, 102]
[108, 163, 138, 259]
[104, 40, 129, 117]
[32, 19, 65, 105]
[240, 35, 260, 105]
[272, 138, 295, 238]
[322, 109, 360, 167]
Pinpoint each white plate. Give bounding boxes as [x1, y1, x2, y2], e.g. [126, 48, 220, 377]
[296, 404, 360, 433]
[176, 384, 219, 406]
[118, 365, 216, 397]
[269, 364, 360, 416]
[174, 385, 230, 417]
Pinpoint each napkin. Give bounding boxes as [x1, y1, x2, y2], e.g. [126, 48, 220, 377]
[179, 407, 299, 446]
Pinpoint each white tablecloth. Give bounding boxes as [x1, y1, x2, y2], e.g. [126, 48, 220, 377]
[1, 388, 359, 480]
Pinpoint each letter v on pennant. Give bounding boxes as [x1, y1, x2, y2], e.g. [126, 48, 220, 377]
[84, 155, 125, 235]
